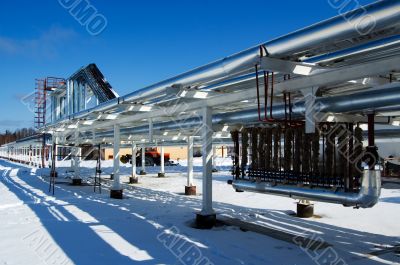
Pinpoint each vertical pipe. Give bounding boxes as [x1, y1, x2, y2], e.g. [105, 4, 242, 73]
[187, 136, 194, 186]
[201, 106, 214, 215]
[112, 124, 121, 190]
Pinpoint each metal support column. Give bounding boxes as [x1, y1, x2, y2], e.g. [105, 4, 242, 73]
[38, 147, 42, 168]
[158, 143, 165, 178]
[196, 106, 216, 228]
[301, 87, 318, 134]
[72, 129, 82, 185]
[185, 136, 196, 195]
[139, 146, 146, 175]
[110, 124, 123, 199]
[212, 145, 218, 172]
[129, 142, 138, 183]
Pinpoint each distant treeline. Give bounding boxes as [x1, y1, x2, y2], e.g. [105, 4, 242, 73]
[0, 128, 37, 145]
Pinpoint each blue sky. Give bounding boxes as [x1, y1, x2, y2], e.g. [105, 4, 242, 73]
[0, 0, 376, 132]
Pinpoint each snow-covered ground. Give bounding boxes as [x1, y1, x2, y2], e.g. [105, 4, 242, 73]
[0, 158, 399, 265]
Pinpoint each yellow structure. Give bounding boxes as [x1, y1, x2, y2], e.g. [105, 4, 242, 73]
[104, 146, 228, 161]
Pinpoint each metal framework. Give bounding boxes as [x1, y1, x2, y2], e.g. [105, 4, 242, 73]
[1, 0, 400, 224]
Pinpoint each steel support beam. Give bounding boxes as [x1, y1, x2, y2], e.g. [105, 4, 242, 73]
[158, 143, 165, 177]
[50, 55, 400, 137]
[187, 136, 194, 187]
[111, 124, 123, 199]
[140, 146, 146, 175]
[196, 106, 216, 228]
[301, 87, 318, 134]
[131, 142, 137, 181]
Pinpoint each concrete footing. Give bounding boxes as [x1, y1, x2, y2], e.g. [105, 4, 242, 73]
[129, 176, 138, 184]
[297, 202, 314, 218]
[72, 179, 82, 186]
[157, 172, 165, 178]
[110, 189, 123, 199]
[185, 186, 197, 196]
[196, 213, 216, 229]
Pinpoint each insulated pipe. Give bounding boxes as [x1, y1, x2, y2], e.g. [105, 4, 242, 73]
[232, 169, 381, 208]
[120, 0, 399, 101]
[93, 83, 400, 139]
[306, 35, 400, 65]
[264, 0, 400, 57]
[46, 0, 400, 126]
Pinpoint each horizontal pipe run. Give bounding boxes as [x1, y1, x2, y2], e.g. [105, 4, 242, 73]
[232, 170, 381, 208]
[42, 0, 400, 129]
[91, 83, 400, 139]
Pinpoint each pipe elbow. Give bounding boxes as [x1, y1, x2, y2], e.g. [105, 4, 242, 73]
[232, 170, 381, 208]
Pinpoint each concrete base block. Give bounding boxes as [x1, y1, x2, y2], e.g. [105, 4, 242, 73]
[110, 189, 123, 199]
[297, 202, 314, 218]
[72, 178, 82, 186]
[139, 170, 147, 175]
[196, 213, 217, 229]
[185, 186, 197, 196]
[157, 172, 166, 178]
[129, 176, 139, 184]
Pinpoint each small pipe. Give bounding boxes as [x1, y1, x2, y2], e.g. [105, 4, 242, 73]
[263, 71, 275, 122]
[270, 73, 275, 120]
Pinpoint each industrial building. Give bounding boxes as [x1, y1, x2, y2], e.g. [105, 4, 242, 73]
[1, 0, 400, 230]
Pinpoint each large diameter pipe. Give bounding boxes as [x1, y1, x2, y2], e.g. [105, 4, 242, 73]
[232, 170, 381, 208]
[44, 0, 400, 130]
[306, 35, 400, 65]
[93, 83, 400, 138]
[264, 0, 400, 57]
[122, 0, 399, 104]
